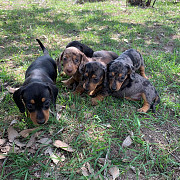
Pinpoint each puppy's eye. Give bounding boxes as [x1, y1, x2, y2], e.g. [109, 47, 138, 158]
[121, 76, 125, 79]
[63, 57, 67, 61]
[44, 101, 50, 109]
[74, 59, 79, 63]
[108, 74, 113, 79]
[27, 104, 33, 111]
[93, 77, 98, 82]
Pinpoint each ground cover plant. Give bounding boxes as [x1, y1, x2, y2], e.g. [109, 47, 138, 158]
[0, 0, 179, 179]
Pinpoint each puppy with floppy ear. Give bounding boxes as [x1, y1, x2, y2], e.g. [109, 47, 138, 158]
[13, 39, 58, 125]
[57, 41, 94, 73]
[57, 47, 91, 92]
[110, 73, 160, 113]
[107, 49, 147, 92]
[79, 59, 112, 105]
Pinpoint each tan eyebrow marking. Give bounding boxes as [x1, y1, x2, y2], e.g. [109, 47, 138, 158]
[119, 73, 122, 77]
[30, 99, 35, 104]
[92, 75, 96, 78]
[42, 98, 46, 102]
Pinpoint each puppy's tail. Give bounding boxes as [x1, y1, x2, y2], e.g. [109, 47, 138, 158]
[151, 93, 160, 113]
[36, 39, 49, 55]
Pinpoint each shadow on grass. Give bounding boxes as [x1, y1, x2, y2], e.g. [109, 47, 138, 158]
[0, 6, 179, 59]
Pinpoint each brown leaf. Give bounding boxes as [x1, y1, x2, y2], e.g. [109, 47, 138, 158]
[86, 162, 94, 174]
[0, 145, 11, 153]
[14, 140, 26, 148]
[20, 128, 37, 138]
[7, 126, 20, 142]
[108, 166, 120, 180]
[10, 120, 18, 126]
[122, 135, 133, 148]
[0, 154, 6, 160]
[0, 139, 6, 146]
[26, 134, 36, 148]
[81, 166, 89, 177]
[37, 138, 52, 145]
[98, 158, 111, 166]
[53, 140, 75, 152]
[6, 86, 19, 94]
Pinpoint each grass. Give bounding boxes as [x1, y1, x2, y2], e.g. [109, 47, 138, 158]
[0, 0, 179, 179]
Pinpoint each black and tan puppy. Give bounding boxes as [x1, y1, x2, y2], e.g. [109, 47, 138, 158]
[107, 49, 148, 91]
[13, 39, 58, 125]
[110, 73, 160, 113]
[80, 61, 108, 105]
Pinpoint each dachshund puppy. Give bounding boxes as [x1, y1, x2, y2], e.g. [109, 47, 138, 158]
[107, 49, 148, 91]
[80, 61, 108, 105]
[13, 39, 58, 125]
[110, 73, 160, 113]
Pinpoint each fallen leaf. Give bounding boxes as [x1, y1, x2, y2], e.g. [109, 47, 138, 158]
[0, 145, 11, 153]
[81, 166, 89, 176]
[122, 135, 133, 148]
[56, 104, 66, 112]
[26, 133, 36, 147]
[45, 147, 63, 165]
[53, 140, 75, 152]
[28, 148, 36, 154]
[130, 166, 136, 174]
[60, 154, 65, 162]
[50, 153, 60, 165]
[98, 158, 111, 166]
[20, 128, 37, 138]
[38, 138, 52, 145]
[0, 154, 6, 160]
[86, 162, 94, 174]
[108, 166, 120, 180]
[10, 120, 18, 126]
[7, 126, 20, 142]
[0, 139, 6, 146]
[14, 140, 26, 148]
[6, 86, 19, 94]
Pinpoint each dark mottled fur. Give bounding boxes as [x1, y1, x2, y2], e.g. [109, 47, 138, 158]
[107, 49, 148, 91]
[111, 73, 160, 112]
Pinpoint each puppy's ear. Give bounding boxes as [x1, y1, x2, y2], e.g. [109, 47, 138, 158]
[13, 87, 25, 113]
[79, 52, 88, 74]
[78, 45, 84, 53]
[47, 84, 58, 106]
[126, 64, 135, 80]
[79, 63, 85, 74]
[107, 60, 114, 72]
[103, 67, 108, 87]
[57, 51, 64, 73]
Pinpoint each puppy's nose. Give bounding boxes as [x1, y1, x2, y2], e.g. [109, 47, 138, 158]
[67, 69, 72, 73]
[111, 86, 116, 91]
[37, 119, 45, 124]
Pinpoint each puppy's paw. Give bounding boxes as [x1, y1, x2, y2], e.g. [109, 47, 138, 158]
[143, 75, 149, 80]
[62, 80, 73, 88]
[137, 108, 147, 113]
[91, 98, 98, 106]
